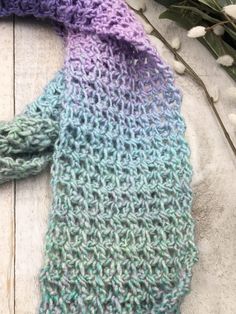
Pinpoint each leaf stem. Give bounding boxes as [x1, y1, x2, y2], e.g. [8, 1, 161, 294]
[129, 5, 236, 158]
[206, 19, 235, 31]
[223, 13, 236, 31]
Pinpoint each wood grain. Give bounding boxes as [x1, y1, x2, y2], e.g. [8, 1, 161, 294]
[144, 1, 236, 313]
[0, 18, 14, 314]
[14, 18, 63, 314]
[0, 2, 236, 313]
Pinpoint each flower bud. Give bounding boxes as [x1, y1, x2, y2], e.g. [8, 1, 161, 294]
[187, 26, 206, 38]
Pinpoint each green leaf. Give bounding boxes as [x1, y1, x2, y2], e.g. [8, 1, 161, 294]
[197, 0, 236, 10]
[197, 0, 221, 11]
[225, 25, 236, 41]
[201, 31, 236, 80]
[172, 5, 220, 23]
[159, 7, 236, 82]
[218, 0, 236, 6]
[153, 0, 182, 6]
[171, 4, 236, 41]
[159, 7, 202, 28]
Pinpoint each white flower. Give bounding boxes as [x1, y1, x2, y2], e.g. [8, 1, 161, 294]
[144, 23, 154, 34]
[225, 87, 236, 102]
[228, 113, 236, 126]
[213, 25, 225, 36]
[223, 5, 236, 20]
[187, 26, 206, 38]
[216, 55, 234, 67]
[171, 36, 181, 50]
[173, 60, 186, 74]
[208, 85, 220, 102]
[148, 35, 163, 52]
[134, 13, 153, 34]
[212, 87, 220, 103]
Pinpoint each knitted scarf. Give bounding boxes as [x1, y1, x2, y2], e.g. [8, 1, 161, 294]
[0, 1, 198, 313]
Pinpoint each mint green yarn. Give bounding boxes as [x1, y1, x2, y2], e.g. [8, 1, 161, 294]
[0, 71, 64, 183]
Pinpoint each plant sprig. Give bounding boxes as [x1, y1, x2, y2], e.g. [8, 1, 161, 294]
[128, 4, 236, 158]
[155, 1, 236, 82]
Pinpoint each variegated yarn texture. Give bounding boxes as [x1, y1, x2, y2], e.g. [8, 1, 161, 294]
[0, 0, 198, 313]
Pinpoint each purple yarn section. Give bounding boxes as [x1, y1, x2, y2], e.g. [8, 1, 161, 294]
[0, 0, 155, 53]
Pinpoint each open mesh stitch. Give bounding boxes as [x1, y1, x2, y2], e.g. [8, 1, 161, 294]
[0, 0, 198, 313]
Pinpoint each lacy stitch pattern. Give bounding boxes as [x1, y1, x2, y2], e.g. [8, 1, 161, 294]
[0, 0, 198, 313]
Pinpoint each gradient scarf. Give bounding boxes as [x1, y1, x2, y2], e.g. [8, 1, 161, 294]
[0, 0, 198, 313]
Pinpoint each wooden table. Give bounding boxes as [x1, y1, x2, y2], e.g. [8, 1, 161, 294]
[0, 1, 236, 313]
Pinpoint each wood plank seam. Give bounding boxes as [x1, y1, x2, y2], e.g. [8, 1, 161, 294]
[13, 15, 16, 314]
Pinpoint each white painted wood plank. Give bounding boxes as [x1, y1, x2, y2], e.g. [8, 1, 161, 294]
[144, 1, 236, 313]
[0, 18, 14, 314]
[14, 17, 63, 314]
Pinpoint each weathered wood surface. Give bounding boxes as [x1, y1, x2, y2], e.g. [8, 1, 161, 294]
[0, 17, 63, 314]
[14, 18, 63, 314]
[0, 17, 14, 314]
[0, 1, 236, 313]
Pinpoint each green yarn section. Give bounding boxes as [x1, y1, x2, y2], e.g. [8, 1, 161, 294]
[0, 69, 198, 312]
[37, 101, 198, 313]
[0, 71, 64, 183]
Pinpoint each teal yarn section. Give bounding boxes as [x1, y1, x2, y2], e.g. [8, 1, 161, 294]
[0, 71, 64, 183]
[42, 104, 197, 313]
[0, 0, 198, 313]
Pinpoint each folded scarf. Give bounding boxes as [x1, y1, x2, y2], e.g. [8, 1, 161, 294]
[0, 1, 198, 313]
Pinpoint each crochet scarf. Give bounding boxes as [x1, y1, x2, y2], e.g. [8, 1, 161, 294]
[0, 1, 198, 313]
